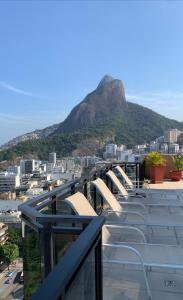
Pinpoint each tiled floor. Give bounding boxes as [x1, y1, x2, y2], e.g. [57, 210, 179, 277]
[149, 180, 183, 190]
[103, 181, 183, 299]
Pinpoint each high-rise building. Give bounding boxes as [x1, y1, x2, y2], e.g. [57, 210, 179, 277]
[49, 152, 57, 165]
[164, 129, 179, 143]
[20, 160, 36, 174]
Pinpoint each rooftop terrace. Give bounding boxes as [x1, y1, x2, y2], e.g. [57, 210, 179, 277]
[18, 162, 183, 300]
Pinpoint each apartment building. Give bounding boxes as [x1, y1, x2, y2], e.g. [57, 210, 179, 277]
[0, 172, 20, 192]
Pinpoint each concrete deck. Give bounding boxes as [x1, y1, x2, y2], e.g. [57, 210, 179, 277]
[103, 182, 183, 300]
[149, 180, 183, 190]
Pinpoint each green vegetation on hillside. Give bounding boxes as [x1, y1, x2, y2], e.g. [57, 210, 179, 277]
[0, 101, 183, 162]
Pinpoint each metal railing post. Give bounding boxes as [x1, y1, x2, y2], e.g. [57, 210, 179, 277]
[83, 179, 88, 198]
[136, 163, 139, 188]
[95, 233, 103, 300]
[93, 173, 97, 212]
[41, 223, 53, 277]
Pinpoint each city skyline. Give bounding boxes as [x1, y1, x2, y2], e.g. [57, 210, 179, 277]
[1, 1, 183, 144]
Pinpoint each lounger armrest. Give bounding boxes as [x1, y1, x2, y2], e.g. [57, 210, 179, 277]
[118, 201, 148, 213]
[105, 209, 146, 222]
[117, 194, 128, 199]
[105, 224, 147, 243]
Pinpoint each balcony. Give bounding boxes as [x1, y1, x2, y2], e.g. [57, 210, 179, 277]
[19, 162, 183, 300]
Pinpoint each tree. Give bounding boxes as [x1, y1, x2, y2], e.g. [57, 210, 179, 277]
[0, 242, 19, 270]
[8, 228, 21, 245]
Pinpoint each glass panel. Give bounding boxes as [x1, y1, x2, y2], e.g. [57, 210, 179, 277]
[23, 225, 42, 300]
[54, 233, 78, 264]
[65, 249, 96, 300]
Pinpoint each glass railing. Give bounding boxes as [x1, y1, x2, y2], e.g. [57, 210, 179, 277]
[29, 217, 104, 300]
[19, 180, 104, 300]
[19, 162, 144, 300]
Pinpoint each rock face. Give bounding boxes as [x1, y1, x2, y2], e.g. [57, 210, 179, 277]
[56, 75, 128, 133]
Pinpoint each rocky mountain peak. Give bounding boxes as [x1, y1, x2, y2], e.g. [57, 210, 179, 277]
[55, 75, 128, 133]
[97, 74, 114, 88]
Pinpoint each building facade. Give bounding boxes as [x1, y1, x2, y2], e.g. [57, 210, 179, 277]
[0, 173, 20, 192]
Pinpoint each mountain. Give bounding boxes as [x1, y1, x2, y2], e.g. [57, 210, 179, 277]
[0, 75, 183, 162]
[55, 75, 128, 133]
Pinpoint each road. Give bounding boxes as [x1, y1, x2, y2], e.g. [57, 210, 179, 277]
[0, 258, 23, 300]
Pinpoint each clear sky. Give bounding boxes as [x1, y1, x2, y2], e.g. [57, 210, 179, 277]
[0, 0, 183, 145]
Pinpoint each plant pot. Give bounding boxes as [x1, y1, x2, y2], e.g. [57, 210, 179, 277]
[170, 170, 182, 181]
[150, 165, 165, 184]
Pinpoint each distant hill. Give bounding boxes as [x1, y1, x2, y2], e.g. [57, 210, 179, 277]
[0, 123, 59, 151]
[0, 75, 183, 162]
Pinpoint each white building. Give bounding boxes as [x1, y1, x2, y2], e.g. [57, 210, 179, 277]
[46, 163, 55, 173]
[51, 171, 73, 181]
[169, 143, 179, 154]
[26, 188, 44, 198]
[39, 164, 47, 173]
[116, 149, 133, 162]
[160, 143, 168, 154]
[104, 143, 118, 158]
[81, 156, 98, 167]
[0, 172, 20, 192]
[134, 144, 147, 154]
[117, 144, 126, 152]
[61, 158, 75, 172]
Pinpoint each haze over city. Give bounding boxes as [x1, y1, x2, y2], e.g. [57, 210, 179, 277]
[0, 0, 183, 144]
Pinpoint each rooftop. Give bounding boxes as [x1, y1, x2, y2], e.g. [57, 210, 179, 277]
[18, 162, 183, 300]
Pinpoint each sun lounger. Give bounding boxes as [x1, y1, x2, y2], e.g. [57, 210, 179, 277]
[106, 169, 183, 209]
[65, 191, 183, 300]
[92, 177, 183, 230]
[115, 165, 178, 199]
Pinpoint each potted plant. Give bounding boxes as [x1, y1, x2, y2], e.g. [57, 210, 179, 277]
[170, 155, 183, 181]
[145, 152, 166, 183]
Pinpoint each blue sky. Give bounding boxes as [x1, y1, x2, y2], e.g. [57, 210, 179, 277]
[0, 1, 183, 145]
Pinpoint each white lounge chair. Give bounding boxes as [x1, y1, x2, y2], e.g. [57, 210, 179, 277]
[92, 177, 183, 230]
[65, 191, 183, 300]
[115, 165, 178, 199]
[106, 169, 183, 210]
